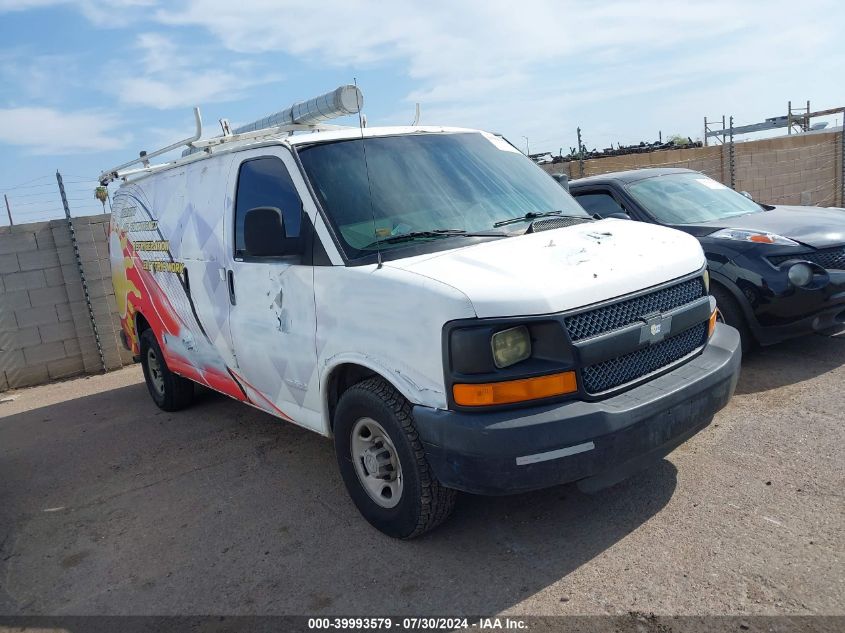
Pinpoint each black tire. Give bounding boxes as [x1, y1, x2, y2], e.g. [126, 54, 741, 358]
[333, 377, 457, 539]
[139, 328, 194, 411]
[711, 284, 753, 354]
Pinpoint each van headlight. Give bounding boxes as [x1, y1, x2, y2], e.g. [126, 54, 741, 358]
[491, 325, 531, 368]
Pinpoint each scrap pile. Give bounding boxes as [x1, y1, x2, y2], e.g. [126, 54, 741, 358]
[531, 136, 702, 164]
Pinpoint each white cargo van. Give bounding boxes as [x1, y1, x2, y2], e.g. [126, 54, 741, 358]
[104, 86, 741, 538]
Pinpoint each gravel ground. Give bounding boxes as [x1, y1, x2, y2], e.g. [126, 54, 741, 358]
[0, 333, 843, 617]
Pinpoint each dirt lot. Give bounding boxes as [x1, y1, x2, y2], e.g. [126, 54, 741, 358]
[1, 333, 843, 617]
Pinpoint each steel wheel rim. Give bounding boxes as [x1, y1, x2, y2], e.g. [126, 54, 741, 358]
[146, 347, 165, 396]
[350, 417, 403, 509]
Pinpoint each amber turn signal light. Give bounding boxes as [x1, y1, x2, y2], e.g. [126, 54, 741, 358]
[453, 371, 577, 407]
[708, 309, 719, 338]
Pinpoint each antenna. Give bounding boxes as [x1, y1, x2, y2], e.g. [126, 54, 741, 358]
[353, 78, 382, 268]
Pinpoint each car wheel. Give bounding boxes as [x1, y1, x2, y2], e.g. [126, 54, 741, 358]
[139, 328, 194, 411]
[711, 284, 753, 354]
[333, 377, 457, 539]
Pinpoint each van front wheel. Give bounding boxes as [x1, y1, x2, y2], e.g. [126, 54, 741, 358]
[139, 329, 194, 411]
[334, 377, 456, 539]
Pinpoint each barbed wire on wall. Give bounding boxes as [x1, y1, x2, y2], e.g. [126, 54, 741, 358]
[1, 175, 108, 226]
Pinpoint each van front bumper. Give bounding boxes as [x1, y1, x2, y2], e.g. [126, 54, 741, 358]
[413, 323, 741, 495]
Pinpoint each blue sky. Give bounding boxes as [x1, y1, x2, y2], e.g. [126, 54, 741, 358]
[1, 0, 843, 224]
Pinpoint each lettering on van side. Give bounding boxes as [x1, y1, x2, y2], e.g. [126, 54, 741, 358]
[131, 239, 185, 274]
[133, 240, 170, 251]
[141, 260, 185, 274]
[126, 221, 158, 231]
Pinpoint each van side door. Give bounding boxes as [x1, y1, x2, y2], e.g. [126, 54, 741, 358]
[225, 149, 319, 429]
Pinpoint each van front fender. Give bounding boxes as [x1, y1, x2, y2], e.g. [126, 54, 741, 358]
[320, 353, 447, 433]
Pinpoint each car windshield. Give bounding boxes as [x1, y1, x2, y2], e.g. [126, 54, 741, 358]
[297, 131, 589, 258]
[626, 172, 763, 224]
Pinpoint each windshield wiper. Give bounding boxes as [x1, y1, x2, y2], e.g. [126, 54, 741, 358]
[492, 210, 590, 228]
[363, 229, 504, 249]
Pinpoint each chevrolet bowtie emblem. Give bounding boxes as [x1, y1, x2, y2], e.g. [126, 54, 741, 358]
[640, 313, 672, 344]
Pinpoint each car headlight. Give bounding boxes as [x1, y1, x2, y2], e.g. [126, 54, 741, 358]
[710, 228, 798, 246]
[491, 325, 531, 368]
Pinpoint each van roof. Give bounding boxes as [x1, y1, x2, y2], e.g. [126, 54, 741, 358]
[286, 125, 483, 145]
[112, 125, 488, 185]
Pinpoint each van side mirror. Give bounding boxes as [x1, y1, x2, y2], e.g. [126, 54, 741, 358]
[243, 206, 303, 258]
[551, 173, 570, 191]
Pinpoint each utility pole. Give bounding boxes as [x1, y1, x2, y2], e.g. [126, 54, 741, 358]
[841, 108, 845, 206]
[788, 101, 792, 135]
[3, 194, 12, 226]
[728, 116, 736, 189]
[576, 127, 585, 178]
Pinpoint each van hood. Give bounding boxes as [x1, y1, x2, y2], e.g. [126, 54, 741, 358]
[386, 219, 705, 318]
[676, 206, 845, 249]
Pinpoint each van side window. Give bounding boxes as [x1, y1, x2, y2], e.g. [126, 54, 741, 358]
[234, 156, 303, 257]
[574, 191, 626, 218]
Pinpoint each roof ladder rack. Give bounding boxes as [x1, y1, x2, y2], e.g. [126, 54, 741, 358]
[98, 84, 363, 184]
[99, 107, 202, 183]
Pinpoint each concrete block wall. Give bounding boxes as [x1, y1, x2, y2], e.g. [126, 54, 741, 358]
[545, 144, 727, 184]
[733, 132, 842, 207]
[543, 130, 844, 207]
[0, 214, 133, 391]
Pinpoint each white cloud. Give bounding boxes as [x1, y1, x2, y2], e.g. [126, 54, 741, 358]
[0, 107, 131, 154]
[152, 0, 844, 149]
[111, 32, 280, 109]
[0, 0, 156, 25]
[0, 50, 82, 103]
[0, 0, 64, 9]
[151, 1, 744, 78]
[1, 0, 843, 154]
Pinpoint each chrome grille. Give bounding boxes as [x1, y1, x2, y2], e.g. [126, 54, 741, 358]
[768, 246, 845, 270]
[565, 277, 705, 341]
[582, 323, 708, 394]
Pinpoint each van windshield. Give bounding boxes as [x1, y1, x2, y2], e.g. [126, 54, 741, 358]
[297, 131, 588, 259]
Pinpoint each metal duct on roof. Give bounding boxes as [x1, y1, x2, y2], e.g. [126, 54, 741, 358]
[232, 84, 363, 134]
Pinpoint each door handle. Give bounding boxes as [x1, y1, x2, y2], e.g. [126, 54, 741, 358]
[227, 269, 236, 305]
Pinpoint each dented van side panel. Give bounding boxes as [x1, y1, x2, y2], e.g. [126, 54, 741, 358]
[220, 146, 322, 430]
[313, 264, 477, 428]
[110, 142, 467, 436]
[110, 150, 320, 423]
